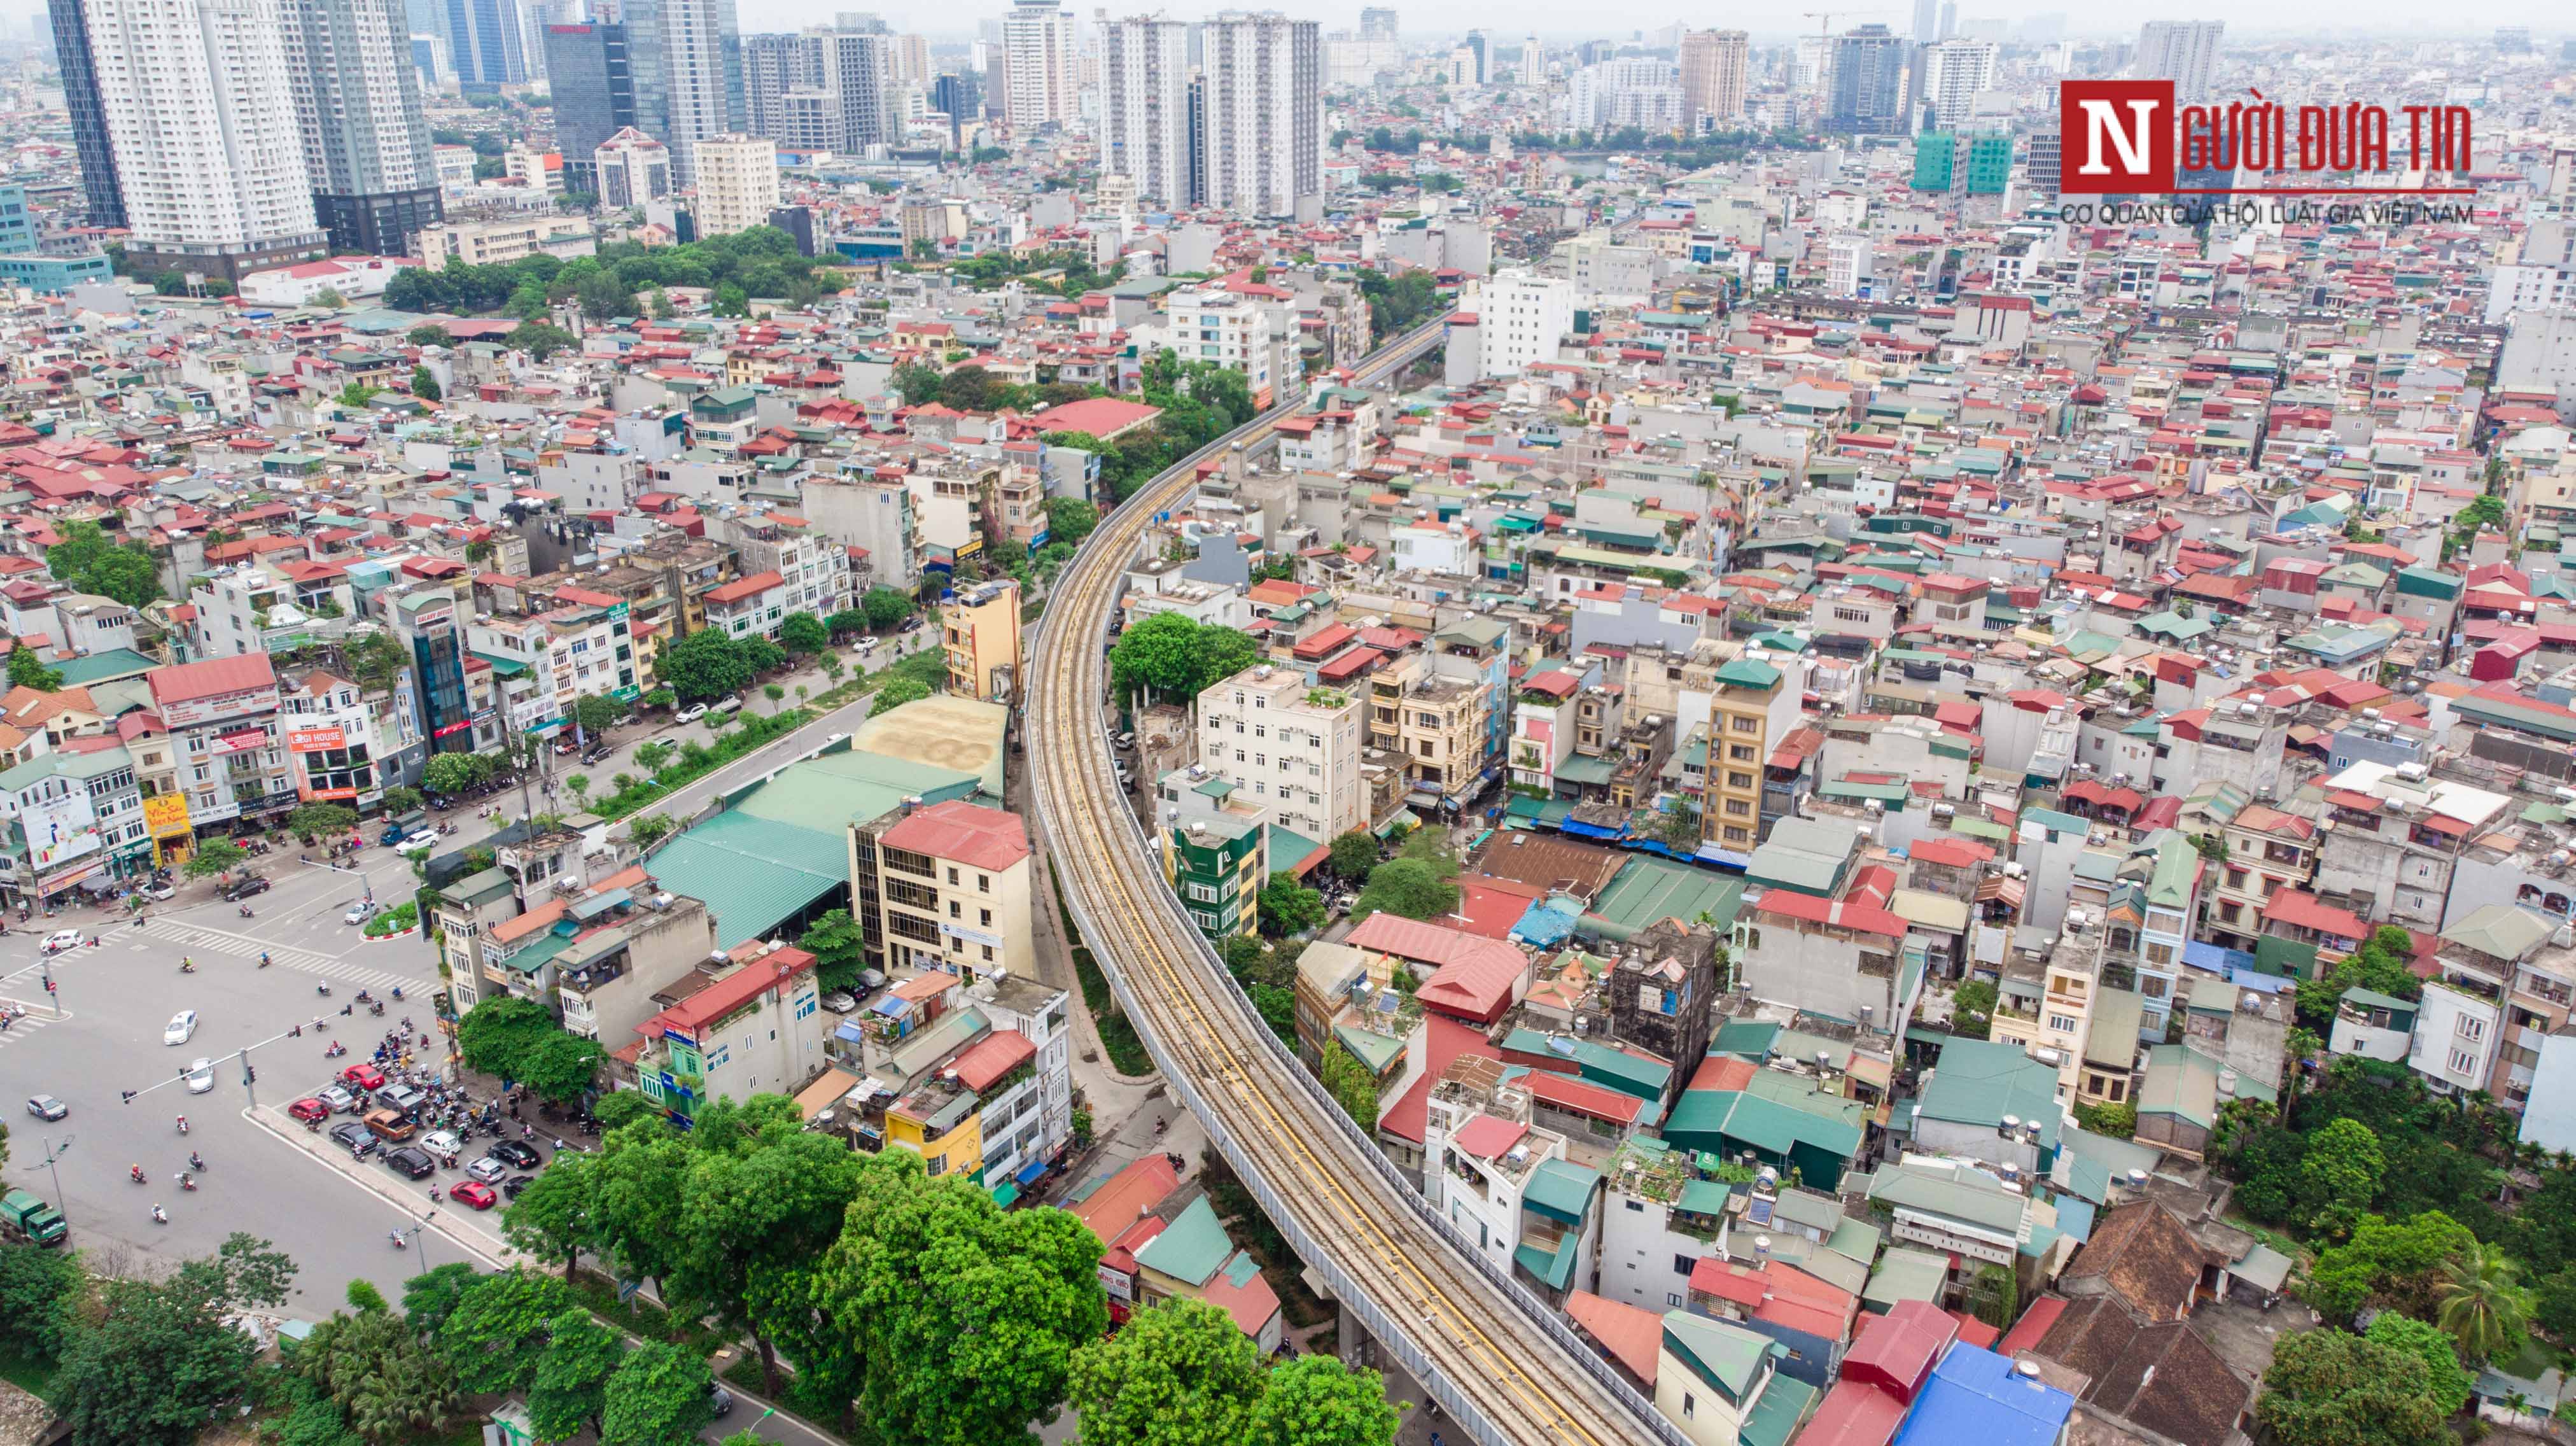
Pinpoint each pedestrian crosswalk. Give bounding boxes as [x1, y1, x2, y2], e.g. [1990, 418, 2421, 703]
[0, 997, 67, 1051]
[134, 920, 420, 995]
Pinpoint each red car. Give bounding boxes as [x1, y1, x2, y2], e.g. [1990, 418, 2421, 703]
[288, 1097, 330, 1124]
[449, 1181, 498, 1211]
[339, 1063, 386, 1091]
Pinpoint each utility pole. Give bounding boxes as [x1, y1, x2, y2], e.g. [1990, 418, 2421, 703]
[239, 1044, 257, 1111]
[40, 1136, 70, 1221]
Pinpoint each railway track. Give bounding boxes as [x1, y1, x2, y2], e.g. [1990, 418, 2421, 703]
[1026, 325, 1684, 1446]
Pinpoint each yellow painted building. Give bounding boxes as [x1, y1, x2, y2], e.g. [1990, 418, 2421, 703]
[1702, 657, 1784, 855]
[941, 578, 1023, 703]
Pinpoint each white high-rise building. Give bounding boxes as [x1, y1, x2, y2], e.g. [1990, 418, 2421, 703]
[594, 127, 673, 209]
[1920, 39, 1995, 129]
[1194, 663, 1365, 843]
[998, 0, 1078, 129]
[2134, 19, 2222, 103]
[1198, 10, 1319, 218]
[1098, 15, 1193, 206]
[87, 0, 329, 276]
[657, 0, 745, 190]
[815, 28, 898, 153]
[1477, 268, 1572, 379]
[280, 0, 443, 256]
[1677, 29, 1749, 132]
[692, 132, 778, 235]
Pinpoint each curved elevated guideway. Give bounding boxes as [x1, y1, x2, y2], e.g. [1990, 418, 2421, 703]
[1027, 323, 1688, 1446]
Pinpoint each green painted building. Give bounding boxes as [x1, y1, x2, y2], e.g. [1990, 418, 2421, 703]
[1912, 132, 1956, 190]
[1964, 132, 2012, 194]
[1165, 804, 1265, 944]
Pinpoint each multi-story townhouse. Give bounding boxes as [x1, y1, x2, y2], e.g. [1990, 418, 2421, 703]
[470, 596, 641, 740]
[865, 799, 1034, 985]
[726, 511, 850, 622]
[1197, 663, 1365, 843]
[941, 579, 1022, 703]
[141, 654, 297, 837]
[631, 940, 828, 1123]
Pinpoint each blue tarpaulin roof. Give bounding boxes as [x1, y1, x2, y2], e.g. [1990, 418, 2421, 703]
[1511, 899, 1582, 948]
[1014, 1160, 1047, 1186]
[833, 1020, 869, 1044]
[872, 995, 913, 1018]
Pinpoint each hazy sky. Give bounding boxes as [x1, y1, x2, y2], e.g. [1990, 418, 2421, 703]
[722, 0, 2573, 41]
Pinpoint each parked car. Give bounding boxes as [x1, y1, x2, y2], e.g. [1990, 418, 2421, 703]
[288, 1097, 330, 1124]
[329, 1121, 377, 1159]
[25, 1095, 66, 1121]
[136, 883, 174, 902]
[449, 1181, 498, 1211]
[184, 1058, 216, 1094]
[820, 990, 858, 1014]
[710, 1386, 734, 1419]
[222, 876, 270, 902]
[465, 1156, 509, 1184]
[383, 1146, 436, 1180]
[418, 1128, 462, 1159]
[362, 1108, 416, 1143]
[163, 1010, 198, 1045]
[674, 703, 708, 724]
[339, 1063, 386, 1092]
[42, 929, 84, 953]
[488, 1139, 542, 1170]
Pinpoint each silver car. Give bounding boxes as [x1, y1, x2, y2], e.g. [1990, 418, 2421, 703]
[184, 1058, 216, 1094]
[466, 1156, 509, 1184]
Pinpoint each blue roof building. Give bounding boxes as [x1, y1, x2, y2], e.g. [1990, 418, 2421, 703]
[1894, 1343, 2075, 1446]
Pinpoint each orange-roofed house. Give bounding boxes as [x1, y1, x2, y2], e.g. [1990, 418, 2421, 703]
[871, 799, 1033, 983]
[631, 940, 824, 1122]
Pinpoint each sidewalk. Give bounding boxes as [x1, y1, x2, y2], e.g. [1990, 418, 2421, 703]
[244, 1099, 528, 1270]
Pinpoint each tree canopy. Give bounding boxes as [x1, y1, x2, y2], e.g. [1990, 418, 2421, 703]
[46, 518, 162, 607]
[454, 995, 603, 1103]
[657, 628, 760, 704]
[1110, 614, 1259, 706]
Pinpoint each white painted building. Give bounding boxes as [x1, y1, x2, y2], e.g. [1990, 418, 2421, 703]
[1920, 39, 1996, 129]
[657, 0, 742, 190]
[86, 0, 328, 266]
[1197, 11, 1320, 218]
[1476, 268, 1574, 379]
[998, 0, 1079, 129]
[2409, 979, 2502, 1097]
[692, 134, 780, 237]
[238, 255, 416, 307]
[1098, 16, 1193, 206]
[1163, 287, 1278, 404]
[1195, 661, 1365, 842]
[594, 128, 674, 210]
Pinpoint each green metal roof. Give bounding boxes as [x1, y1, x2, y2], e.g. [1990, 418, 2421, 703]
[1915, 1039, 2062, 1150]
[1583, 857, 1744, 943]
[1660, 1312, 1775, 1401]
[1739, 1376, 1819, 1446]
[1861, 1246, 1950, 1311]
[1134, 1196, 1233, 1286]
[1523, 1158, 1600, 1224]
[640, 810, 844, 950]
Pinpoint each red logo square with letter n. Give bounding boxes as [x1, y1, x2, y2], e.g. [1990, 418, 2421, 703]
[2059, 80, 2176, 194]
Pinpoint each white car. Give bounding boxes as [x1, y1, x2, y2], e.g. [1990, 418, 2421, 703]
[465, 1156, 509, 1184]
[137, 883, 174, 902]
[164, 1009, 197, 1046]
[184, 1058, 215, 1094]
[674, 703, 708, 724]
[41, 929, 83, 953]
[395, 834, 437, 859]
[343, 901, 373, 925]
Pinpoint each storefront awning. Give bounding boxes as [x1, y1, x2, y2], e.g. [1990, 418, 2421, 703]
[990, 1181, 1019, 1207]
[1013, 1159, 1047, 1186]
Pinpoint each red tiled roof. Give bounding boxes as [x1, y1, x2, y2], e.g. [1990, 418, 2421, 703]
[634, 944, 815, 1036]
[147, 652, 276, 706]
[1068, 1153, 1179, 1246]
[878, 799, 1032, 873]
[704, 570, 784, 605]
[1564, 1290, 1662, 1384]
[1450, 1114, 1527, 1160]
[948, 1028, 1035, 1091]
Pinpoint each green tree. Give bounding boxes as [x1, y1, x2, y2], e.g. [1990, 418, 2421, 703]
[566, 775, 591, 806]
[2071, 1102, 2136, 1138]
[593, 1090, 659, 1132]
[336, 381, 382, 409]
[633, 741, 673, 775]
[500, 1152, 598, 1281]
[1109, 613, 1259, 706]
[2362, 1313, 2474, 1417]
[1327, 831, 1380, 880]
[779, 611, 829, 654]
[381, 786, 423, 815]
[657, 628, 757, 703]
[1068, 1298, 1268, 1446]
[342, 632, 405, 694]
[1320, 1042, 1378, 1132]
[1044, 496, 1100, 547]
[2435, 1240, 2528, 1362]
[54, 1234, 296, 1446]
[0, 1239, 84, 1359]
[45, 518, 162, 608]
[2256, 1329, 2451, 1446]
[890, 362, 945, 407]
[289, 803, 360, 837]
[505, 321, 577, 360]
[182, 836, 249, 881]
[437, 1267, 571, 1394]
[573, 691, 627, 738]
[527, 1309, 624, 1440]
[798, 908, 867, 994]
[1350, 858, 1457, 923]
[819, 1152, 1108, 1446]
[1967, 1263, 2019, 1330]
[598, 1341, 715, 1446]
[871, 676, 931, 717]
[1257, 872, 1326, 937]
[1943, 981, 1994, 1041]
[2296, 1118, 2385, 1239]
[409, 365, 441, 402]
[422, 752, 480, 796]
[673, 1114, 867, 1394]
[2293, 926, 2425, 1028]
[584, 1121, 694, 1297]
[293, 1300, 461, 1445]
[5, 643, 63, 692]
[398, 1263, 482, 1338]
[825, 607, 870, 640]
[1248, 1355, 1403, 1446]
[860, 586, 917, 630]
[630, 813, 676, 848]
[407, 325, 451, 347]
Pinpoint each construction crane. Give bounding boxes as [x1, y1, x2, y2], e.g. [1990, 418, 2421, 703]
[1800, 8, 1892, 41]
